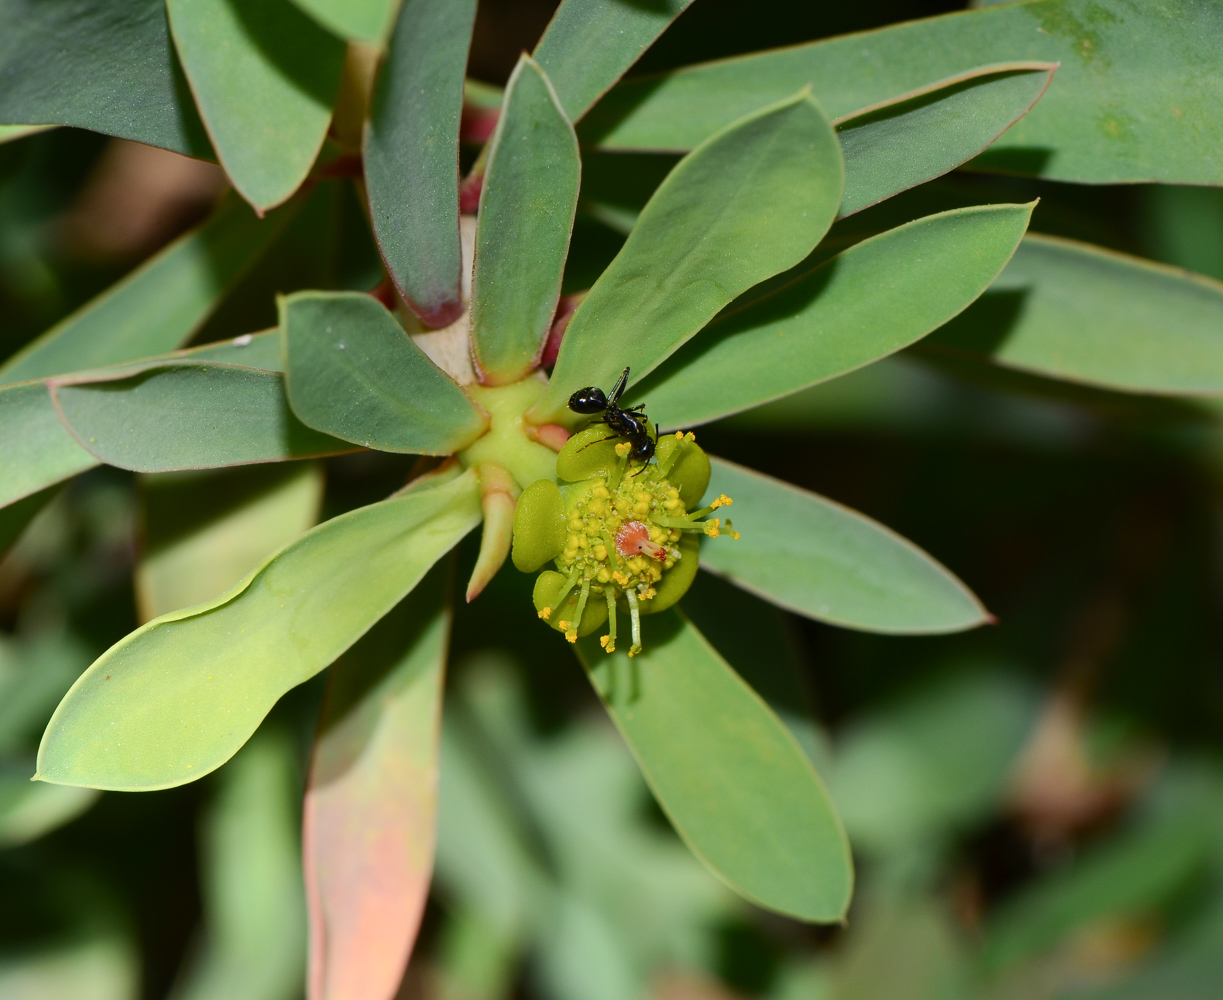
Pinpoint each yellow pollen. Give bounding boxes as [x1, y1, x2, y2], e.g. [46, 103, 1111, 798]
[615, 442, 631, 456]
[674, 431, 684, 440]
[558, 620, 570, 631]
[711, 494, 733, 509]
[538, 607, 552, 620]
[565, 631, 577, 643]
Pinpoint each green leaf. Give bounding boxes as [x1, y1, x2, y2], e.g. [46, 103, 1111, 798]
[170, 728, 306, 1000]
[0, 770, 99, 849]
[581, 0, 1223, 185]
[36, 470, 482, 790]
[701, 458, 988, 634]
[926, 234, 1223, 396]
[633, 204, 1034, 428]
[0, 0, 212, 157]
[0, 198, 297, 387]
[0, 382, 98, 511]
[575, 609, 851, 922]
[365, 0, 477, 327]
[837, 65, 1053, 217]
[534, 93, 844, 422]
[0, 124, 54, 144]
[289, 0, 396, 44]
[166, 0, 345, 211]
[280, 292, 488, 454]
[0, 485, 59, 559]
[304, 567, 450, 1000]
[50, 364, 355, 473]
[136, 464, 324, 622]
[533, 0, 695, 122]
[471, 57, 580, 385]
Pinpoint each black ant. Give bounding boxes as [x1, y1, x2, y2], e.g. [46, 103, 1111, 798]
[568, 366, 656, 461]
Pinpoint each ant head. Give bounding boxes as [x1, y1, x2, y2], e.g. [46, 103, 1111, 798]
[568, 386, 608, 414]
[630, 436, 656, 462]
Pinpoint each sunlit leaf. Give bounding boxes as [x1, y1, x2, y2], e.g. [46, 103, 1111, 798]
[289, 0, 396, 44]
[581, 0, 1223, 185]
[576, 609, 852, 922]
[701, 458, 989, 634]
[36, 470, 482, 790]
[471, 57, 580, 385]
[166, 0, 345, 211]
[534, 0, 695, 122]
[280, 292, 488, 453]
[0, 769, 99, 848]
[136, 464, 323, 622]
[0, 198, 297, 387]
[0, 0, 212, 156]
[926, 234, 1223, 395]
[365, 0, 477, 327]
[534, 93, 843, 422]
[50, 364, 354, 473]
[634, 204, 1034, 428]
[304, 567, 450, 1000]
[0, 382, 98, 511]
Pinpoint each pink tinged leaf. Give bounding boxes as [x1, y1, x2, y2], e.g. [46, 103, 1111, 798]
[304, 573, 452, 1000]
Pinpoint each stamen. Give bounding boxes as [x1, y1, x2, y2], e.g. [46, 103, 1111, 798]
[602, 588, 617, 653]
[567, 580, 591, 643]
[538, 606, 552, 620]
[626, 588, 642, 656]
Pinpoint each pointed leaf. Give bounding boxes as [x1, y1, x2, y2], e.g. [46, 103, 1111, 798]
[170, 729, 307, 1000]
[166, 0, 345, 211]
[136, 464, 324, 622]
[927, 234, 1223, 396]
[581, 0, 1223, 185]
[0, 382, 98, 510]
[701, 458, 988, 633]
[471, 58, 580, 385]
[304, 568, 450, 1000]
[50, 364, 354, 473]
[533, 93, 843, 422]
[289, 0, 396, 44]
[534, 0, 695, 122]
[0, 198, 297, 387]
[634, 204, 1034, 428]
[36, 470, 482, 790]
[365, 0, 477, 327]
[281, 292, 489, 454]
[575, 609, 852, 922]
[0, 0, 212, 156]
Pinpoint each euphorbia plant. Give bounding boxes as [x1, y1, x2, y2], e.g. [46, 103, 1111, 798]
[3, 0, 1222, 998]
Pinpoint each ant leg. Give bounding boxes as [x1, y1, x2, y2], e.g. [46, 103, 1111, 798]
[576, 432, 619, 454]
[608, 366, 630, 405]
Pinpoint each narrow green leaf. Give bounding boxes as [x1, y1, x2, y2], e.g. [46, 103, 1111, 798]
[50, 364, 355, 473]
[289, 0, 396, 44]
[837, 65, 1053, 216]
[0, 772, 98, 848]
[534, 0, 695, 122]
[136, 464, 323, 622]
[581, 0, 1223, 185]
[575, 609, 852, 922]
[0, 382, 98, 510]
[166, 0, 345, 211]
[280, 292, 488, 454]
[0, 125, 54, 144]
[0, 198, 296, 387]
[633, 204, 1034, 428]
[701, 458, 989, 634]
[471, 58, 580, 385]
[304, 568, 450, 1000]
[365, 0, 477, 327]
[534, 93, 844, 422]
[0, 0, 212, 157]
[170, 729, 306, 1000]
[36, 470, 482, 790]
[927, 234, 1223, 395]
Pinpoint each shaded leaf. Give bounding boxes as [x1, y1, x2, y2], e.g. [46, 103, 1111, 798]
[365, 0, 477, 327]
[280, 292, 488, 454]
[534, 93, 843, 422]
[166, 0, 345, 211]
[136, 464, 324, 622]
[0, 382, 99, 510]
[304, 566, 450, 1000]
[575, 609, 852, 922]
[534, 0, 695, 122]
[634, 204, 1034, 428]
[169, 729, 306, 1000]
[581, 0, 1223, 185]
[290, 0, 396, 44]
[927, 234, 1223, 396]
[471, 57, 580, 385]
[0, 198, 297, 387]
[0, 766, 99, 848]
[701, 457, 989, 634]
[0, 936, 139, 1000]
[51, 364, 354, 473]
[36, 470, 482, 790]
[0, 485, 59, 559]
[0, 0, 211, 156]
